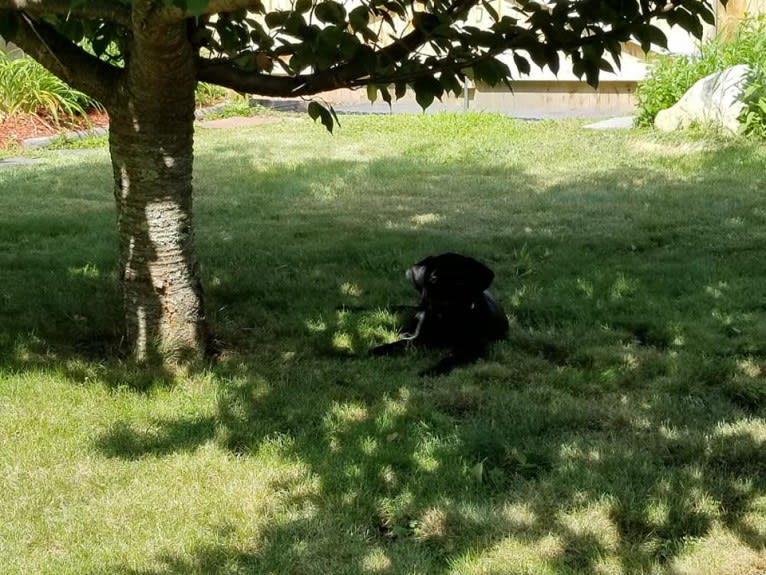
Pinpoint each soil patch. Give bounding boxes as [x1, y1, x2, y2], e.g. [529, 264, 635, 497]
[0, 109, 109, 150]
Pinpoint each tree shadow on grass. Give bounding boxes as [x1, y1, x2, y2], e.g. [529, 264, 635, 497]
[3, 135, 766, 573]
[97, 348, 766, 574]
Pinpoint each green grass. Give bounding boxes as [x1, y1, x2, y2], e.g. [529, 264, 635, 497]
[2, 113, 766, 574]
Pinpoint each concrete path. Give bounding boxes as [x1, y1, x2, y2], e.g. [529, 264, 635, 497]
[0, 157, 42, 167]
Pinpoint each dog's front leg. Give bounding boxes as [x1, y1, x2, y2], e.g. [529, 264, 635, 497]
[400, 311, 426, 340]
[370, 311, 427, 356]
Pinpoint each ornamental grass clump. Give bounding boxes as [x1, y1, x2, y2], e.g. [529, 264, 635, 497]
[0, 52, 99, 125]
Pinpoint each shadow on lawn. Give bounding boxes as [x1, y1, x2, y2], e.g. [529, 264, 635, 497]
[100, 354, 766, 574]
[3, 138, 766, 573]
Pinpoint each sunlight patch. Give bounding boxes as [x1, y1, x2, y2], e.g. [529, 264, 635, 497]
[449, 534, 563, 574]
[360, 435, 378, 455]
[339, 281, 363, 297]
[361, 547, 391, 573]
[630, 139, 709, 157]
[714, 419, 766, 442]
[332, 331, 354, 353]
[410, 212, 443, 226]
[414, 507, 449, 541]
[558, 502, 619, 555]
[670, 525, 766, 575]
[68, 263, 101, 279]
[737, 358, 762, 378]
[385, 212, 445, 230]
[609, 273, 638, 300]
[501, 502, 537, 529]
[305, 318, 327, 333]
[623, 351, 640, 371]
[327, 402, 368, 426]
[705, 281, 728, 299]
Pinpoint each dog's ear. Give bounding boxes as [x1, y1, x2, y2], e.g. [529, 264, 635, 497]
[435, 253, 494, 294]
[460, 256, 494, 293]
[406, 258, 431, 292]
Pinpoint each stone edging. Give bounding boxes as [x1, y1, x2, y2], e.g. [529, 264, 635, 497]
[22, 126, 109, 149]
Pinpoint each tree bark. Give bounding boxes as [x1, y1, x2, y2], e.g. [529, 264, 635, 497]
[106, 20, 208, 364]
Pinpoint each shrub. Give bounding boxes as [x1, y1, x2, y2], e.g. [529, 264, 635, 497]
[0, 52, 100, 125]
[740, 66, 766, 138]
[195, 82, 228, 108]
[635, 15, 766, 129]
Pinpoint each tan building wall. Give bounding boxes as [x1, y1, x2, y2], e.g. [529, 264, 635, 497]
[717, 0, 766, 39]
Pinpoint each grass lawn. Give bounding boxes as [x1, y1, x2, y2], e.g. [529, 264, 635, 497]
[1, 113, 766, 574]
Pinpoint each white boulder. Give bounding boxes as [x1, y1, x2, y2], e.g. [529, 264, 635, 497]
[654, 64, 751, 134]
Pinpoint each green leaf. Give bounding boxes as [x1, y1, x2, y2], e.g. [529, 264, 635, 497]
[367, 83, 378, 103]
[413, 12, 440, 33]
[472, 57, 510, 86]
[380, 86, 392, 106]
[295, 0, 313, 14]
[599, 58, 615, 74]
[413, 76, 442, 110]
[481, 0, 499, 22]
[545, 46, 560, 76]
[349, 5, 369, 32]
[264, 11, 290, 28]
[307, 101, 335, 133]
[328, 104, 341, 128]
[314, 1, 347, 25]
[513, 53, 531, 76]
[352, 45, 377, 73]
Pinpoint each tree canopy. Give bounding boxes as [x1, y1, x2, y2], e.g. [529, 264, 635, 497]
[1, 0, 718, 127]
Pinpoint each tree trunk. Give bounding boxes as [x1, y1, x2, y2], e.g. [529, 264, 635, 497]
[107, 22, 208, 364]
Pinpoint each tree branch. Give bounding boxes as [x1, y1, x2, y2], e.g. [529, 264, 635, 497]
[2, 12, 121, 105]
[0, 0, 131, 26]
[197, 23, 430, 96]
[198, 0, 712, 95]
[196, 0, 483, 95]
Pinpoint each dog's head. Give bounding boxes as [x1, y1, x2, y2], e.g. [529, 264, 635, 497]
[407, 253, 494, 307]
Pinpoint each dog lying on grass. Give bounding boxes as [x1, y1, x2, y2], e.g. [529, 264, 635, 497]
[371, 252, 508, 376]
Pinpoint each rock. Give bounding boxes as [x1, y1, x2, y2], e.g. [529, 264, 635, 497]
[654, 64, 751, 134]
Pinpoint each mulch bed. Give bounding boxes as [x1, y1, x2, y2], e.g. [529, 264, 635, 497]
[0, 108, 109, 150]
[0, 107, 287, 151]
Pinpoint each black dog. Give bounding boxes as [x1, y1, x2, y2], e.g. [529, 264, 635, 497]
[372, 253, 508, 375]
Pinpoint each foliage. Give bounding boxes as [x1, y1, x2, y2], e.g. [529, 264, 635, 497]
[635, 15, 766, 128]
[195, 81, 228, 108]
[0, 52, 99, 124]
[194, 92, 274, 120]
[740, 65, 766, 138]
[2, 115, 766, 573]
[0, 0, 718, 131]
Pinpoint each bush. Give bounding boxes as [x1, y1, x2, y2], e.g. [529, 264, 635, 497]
[195, 82, 228, 108]
[0, 52, 100, 125]
[635, 15, 766, 129]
